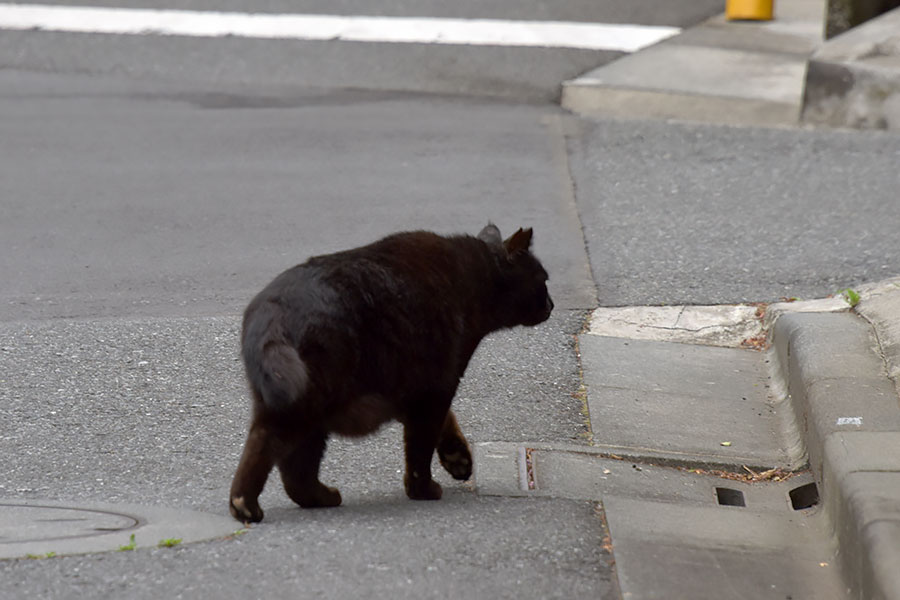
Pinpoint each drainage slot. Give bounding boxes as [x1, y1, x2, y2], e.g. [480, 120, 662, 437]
[715, 487, 746, 507]
[789, 482, 819, 510]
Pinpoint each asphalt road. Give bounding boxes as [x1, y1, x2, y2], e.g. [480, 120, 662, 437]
[0, 0, 724, 100]
[0, 69, 595, 321]
[0, 68, 603, 598]
[570, 118, 900, 305]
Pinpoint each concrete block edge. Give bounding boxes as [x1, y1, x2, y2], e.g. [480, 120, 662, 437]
[771, 306, 900, 600]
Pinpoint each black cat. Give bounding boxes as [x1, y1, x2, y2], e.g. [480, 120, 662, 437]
[229, 224, 553, 523]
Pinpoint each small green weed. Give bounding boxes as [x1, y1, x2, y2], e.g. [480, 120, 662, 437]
[838, 288, 861, 308]
[118, 534, 137, 552]
[25, 551, 56, 560]
[157, 538, 182, 548]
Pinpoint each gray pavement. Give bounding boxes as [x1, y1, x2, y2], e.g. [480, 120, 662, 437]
[0, 311, 610, 599]
[568, 117, 900, 306]
[0, 69, 595, 321]
[0, 66, 610, 597]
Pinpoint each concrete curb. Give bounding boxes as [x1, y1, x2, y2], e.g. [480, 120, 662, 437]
[562, 0, 900, 131]
[772, 310, 900, 599]
[561, 0, 824, 126]
[801, 7, 900, 130]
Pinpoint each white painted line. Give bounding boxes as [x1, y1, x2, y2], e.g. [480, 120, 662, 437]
[0, 3, 680, 52]
[836, 417, 863, 426]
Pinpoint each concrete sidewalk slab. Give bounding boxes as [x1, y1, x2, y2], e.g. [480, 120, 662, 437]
[588, 298, 851, 348]
[562, 0, 826, 126]
[603, 495, 843, 600]
[589, 304, 764, 347]
[580, 334, 793, 470]
[577, 282, 900, 597]
[857, 277, 900, 385]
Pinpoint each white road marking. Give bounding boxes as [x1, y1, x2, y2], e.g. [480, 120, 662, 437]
[0, 3, 680, 52]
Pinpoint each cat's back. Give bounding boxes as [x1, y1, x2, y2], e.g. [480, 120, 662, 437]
[246, 230, 491, 325]
[308, 230, 488, 293]
[361, 230, 491, 283]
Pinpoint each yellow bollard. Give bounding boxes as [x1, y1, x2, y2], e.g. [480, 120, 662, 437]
[726, 0, 774, 20]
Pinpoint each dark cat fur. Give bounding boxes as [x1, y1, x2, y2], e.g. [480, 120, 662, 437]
[229, 224, 553, 522]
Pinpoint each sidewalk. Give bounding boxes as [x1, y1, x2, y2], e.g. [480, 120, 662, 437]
[581, 278, 900, 599]
[474, 280, 900, 598]
[559, 1, 900, 594]
[562, 0, 900, 130]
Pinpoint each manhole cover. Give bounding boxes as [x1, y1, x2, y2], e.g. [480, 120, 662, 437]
[1, 503, 140, 544]
[0, 500, 239, 559]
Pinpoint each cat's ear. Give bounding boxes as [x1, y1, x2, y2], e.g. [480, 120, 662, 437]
[477, 223, 503, 246]
[503, 227, 533, 256]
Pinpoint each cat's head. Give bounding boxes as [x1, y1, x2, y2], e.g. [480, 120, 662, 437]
[478, 224, 554, 328]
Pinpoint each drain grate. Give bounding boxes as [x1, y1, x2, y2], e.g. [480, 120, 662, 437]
[789, 482, 820, 510]
[715, 487, 746, 507]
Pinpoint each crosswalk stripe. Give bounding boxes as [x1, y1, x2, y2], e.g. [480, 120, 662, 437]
[0, 3, 680, 52]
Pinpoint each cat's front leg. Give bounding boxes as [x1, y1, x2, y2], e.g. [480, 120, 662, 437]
[437, 410, 472, 481]
[402, 412, 444, 501]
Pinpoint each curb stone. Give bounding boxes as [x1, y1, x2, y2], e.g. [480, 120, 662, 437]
[822, 434, 900, 600]
[801, 7, 900, 130]
[772, 308, 900, 599]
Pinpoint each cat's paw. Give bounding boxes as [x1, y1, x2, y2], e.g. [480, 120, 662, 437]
[438, 438, 473, 481]
[286, 481, 343, 508]
[230, 495, 264, 523]
[300, 483, 343, 508]
[404, 474, 443, 500]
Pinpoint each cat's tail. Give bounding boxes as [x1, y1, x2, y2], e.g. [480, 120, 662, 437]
[241, 301, 308, 412]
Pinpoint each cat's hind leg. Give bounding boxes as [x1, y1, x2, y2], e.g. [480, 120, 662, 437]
[277, 430, 342, 509]
[437, 410, 472, 481]
[230, 419, 278, 523]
